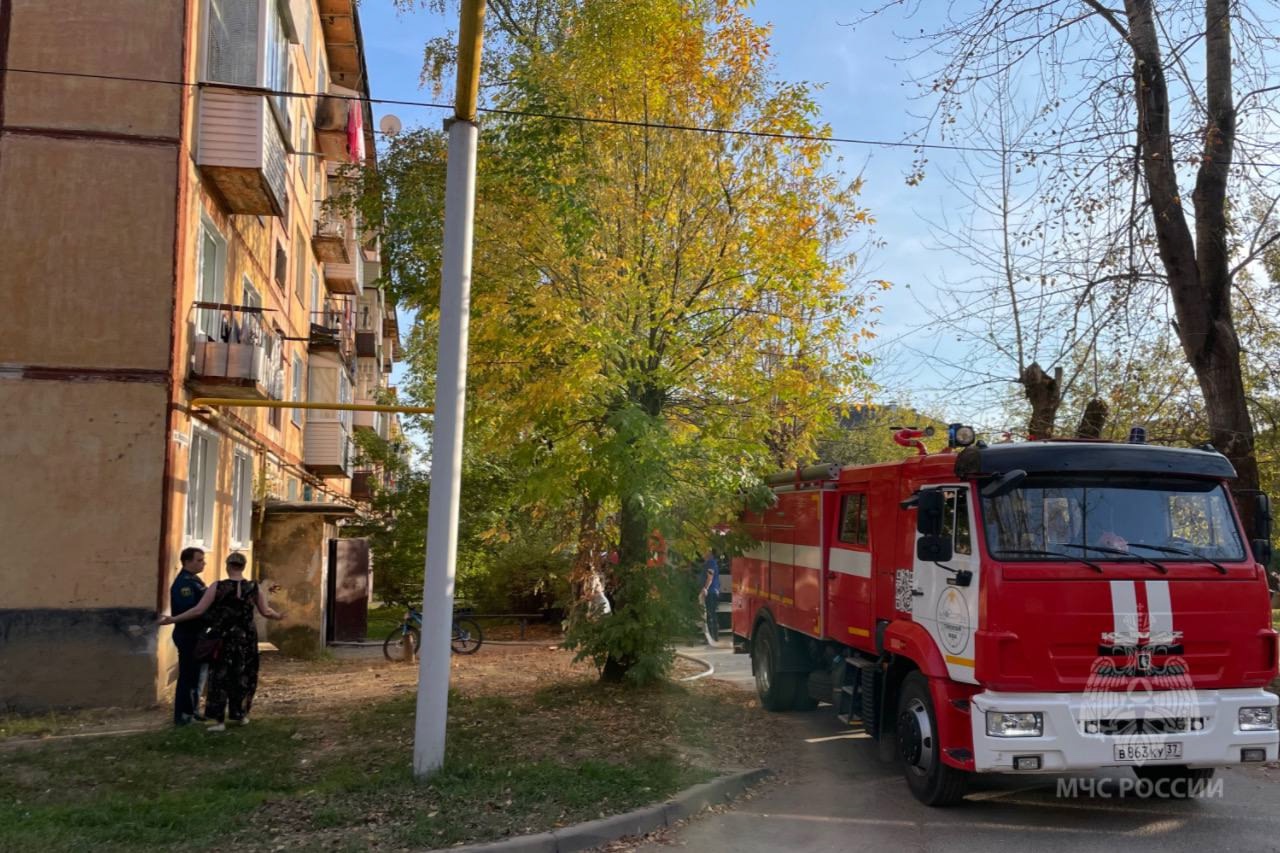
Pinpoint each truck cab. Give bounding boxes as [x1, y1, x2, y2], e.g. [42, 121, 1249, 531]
[732, 438, 1279, 805]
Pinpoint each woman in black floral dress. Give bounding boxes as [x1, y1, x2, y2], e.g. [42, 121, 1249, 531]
[161, 552, 282, 730]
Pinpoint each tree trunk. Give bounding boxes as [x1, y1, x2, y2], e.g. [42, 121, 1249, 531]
[1076, 399, 1109, 439]
[1123, 0, 1259, 517]
[601, 383, 666, 682]
[1020, 362, 1062, 439]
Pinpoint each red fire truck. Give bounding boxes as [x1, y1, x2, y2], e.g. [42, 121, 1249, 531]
[732, 427, 1279, 805]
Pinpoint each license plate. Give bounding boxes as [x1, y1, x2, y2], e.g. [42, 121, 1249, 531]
[1114, 741, 1183, 762]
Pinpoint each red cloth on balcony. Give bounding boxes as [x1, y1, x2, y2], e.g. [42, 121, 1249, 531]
[347, 101, 365, 163]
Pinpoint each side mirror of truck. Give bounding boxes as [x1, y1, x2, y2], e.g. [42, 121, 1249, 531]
[917, 534, 953, 563]
[1254, 493, 1272, 541]
[1252, 494, 1272, 566]
[916, 489, 946, 535]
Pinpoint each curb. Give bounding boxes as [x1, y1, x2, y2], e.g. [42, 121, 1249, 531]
[432, 767, 770, 853]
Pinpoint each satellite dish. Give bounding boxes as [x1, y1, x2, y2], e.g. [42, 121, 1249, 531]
[379, 114, 402, 136]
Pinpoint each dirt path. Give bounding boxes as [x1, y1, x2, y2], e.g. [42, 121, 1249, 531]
[1, 640, 584, 749]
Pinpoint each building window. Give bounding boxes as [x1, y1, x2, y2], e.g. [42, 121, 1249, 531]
[838, 493, 868, 546]
[267, 331, 284, 426]
[338, 366, 353, 431]
[299, 113, 310, 160]
[310, 267, 320, 312]
[242, 275, 261, 310]
[301, 0, 314, 68]
[274, 240, 288, 291]
[294, 228, 308, 303]
[292, 354, 304, 425]
[205, 0, 259, 87]
[186, 426, 220, 546]
[268, 16, 290, 118]
[230, 448, 254, 546]
[197, 220, 227, 339]
[204, 0, 294, 98]
[287, 477, 297, 501]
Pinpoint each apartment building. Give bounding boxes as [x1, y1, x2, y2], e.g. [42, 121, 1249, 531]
[0, 0, 401, 710]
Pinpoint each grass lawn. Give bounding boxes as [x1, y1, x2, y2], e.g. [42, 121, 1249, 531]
[364, 604, 406, 642]
[0, 653, 772, 852]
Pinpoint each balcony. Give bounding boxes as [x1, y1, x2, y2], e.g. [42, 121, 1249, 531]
[315, 85, 360, 161]
[313, 203, 352, 265]
[187, 304, 283, 400]
[353, 400, 382, 434]
[304, 420, 353, 477]
[355, 300, 380, 359]
[351, 468, 374, 501]
[196, 88, 288, 216]
[322, 249, 361, 295]
[361, 243, 382, 288]
[310, 301, 355, 361]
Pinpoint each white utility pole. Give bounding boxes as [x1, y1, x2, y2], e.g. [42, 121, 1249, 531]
[414, 0, 487, 778]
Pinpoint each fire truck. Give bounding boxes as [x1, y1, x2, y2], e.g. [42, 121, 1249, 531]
[731, 426, 1279, 805]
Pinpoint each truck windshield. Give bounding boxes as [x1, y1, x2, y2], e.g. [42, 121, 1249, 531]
[981, 475, 1246, 563]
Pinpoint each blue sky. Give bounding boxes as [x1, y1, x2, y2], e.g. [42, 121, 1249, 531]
[364, 1, 993, 431]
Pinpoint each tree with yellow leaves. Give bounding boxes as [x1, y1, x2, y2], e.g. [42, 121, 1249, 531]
[371, 0, 880, 681]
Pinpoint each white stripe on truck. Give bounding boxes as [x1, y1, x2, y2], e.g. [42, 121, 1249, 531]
[829, 548, 872, 578]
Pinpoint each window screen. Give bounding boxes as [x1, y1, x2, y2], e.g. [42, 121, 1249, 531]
[206, 0, 259, 86]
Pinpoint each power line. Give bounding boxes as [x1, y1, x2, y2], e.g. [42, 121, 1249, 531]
[5, 65, 1280, 168]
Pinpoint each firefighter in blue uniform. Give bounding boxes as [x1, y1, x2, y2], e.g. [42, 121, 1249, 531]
[169, 547, 208, 725]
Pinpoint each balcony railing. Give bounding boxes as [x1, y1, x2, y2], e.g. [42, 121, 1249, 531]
[196, 87, 288, 216]
[355, 300, 380, 358]
[187, 303, 284, 401]
[312, 202, 352, 265]
[309, 301, 354, 358]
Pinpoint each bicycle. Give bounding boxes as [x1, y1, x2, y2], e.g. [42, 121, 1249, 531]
[383, 606, 483, 662]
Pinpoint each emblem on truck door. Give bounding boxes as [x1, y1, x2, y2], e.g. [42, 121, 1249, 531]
[935, 587, 970, 654]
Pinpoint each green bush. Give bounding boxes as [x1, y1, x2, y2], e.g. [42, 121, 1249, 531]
[562, 562, 701, 685]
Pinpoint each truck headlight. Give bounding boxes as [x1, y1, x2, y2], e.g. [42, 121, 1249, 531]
[986, 711, 1043, 737]
[1239, 707, 1277, 731]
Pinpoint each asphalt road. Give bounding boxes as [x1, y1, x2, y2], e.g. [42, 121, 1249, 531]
[666, 644, 1280, 853]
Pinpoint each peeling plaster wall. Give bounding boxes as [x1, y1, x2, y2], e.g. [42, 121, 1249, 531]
[256, 514, 333, 657]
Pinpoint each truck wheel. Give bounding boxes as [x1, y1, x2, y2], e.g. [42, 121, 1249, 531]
[1132, 765, 1215, 797]
[753, 623, 801, 712]
[896, 672, 967, 806]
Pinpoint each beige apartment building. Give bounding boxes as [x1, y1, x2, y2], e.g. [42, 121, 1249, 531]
[0, 0, 402, 710]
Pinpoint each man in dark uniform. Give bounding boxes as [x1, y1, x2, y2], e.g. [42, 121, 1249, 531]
[169, 547, 208, 725]
[700, 552, 721, 644]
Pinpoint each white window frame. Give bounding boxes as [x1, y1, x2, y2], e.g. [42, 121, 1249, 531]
[185, 424, 221, 548]
[338, 367, 353, 431]
[196, 219, 227, 339]
[230, 447, 255, 547]
[242, 275, 261, 309]
[202, 0, 297, 85]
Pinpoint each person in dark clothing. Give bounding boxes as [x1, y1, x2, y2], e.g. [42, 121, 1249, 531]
[168, 547, 208, 726]
[161, 552, 282, 731]
[700, 553, 721, 644]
